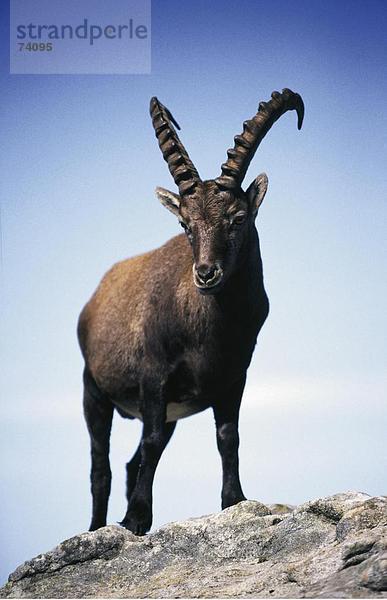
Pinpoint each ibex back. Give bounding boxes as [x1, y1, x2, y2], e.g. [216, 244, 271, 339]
[78, 89, 304, 534]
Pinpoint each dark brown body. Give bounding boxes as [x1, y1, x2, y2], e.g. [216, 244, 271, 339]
[78, 229, 268, 423]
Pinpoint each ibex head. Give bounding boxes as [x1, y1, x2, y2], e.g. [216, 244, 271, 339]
[150, 89, 304, 295]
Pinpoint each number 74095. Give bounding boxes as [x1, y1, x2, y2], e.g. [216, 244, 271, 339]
[18, 42, 53, 51]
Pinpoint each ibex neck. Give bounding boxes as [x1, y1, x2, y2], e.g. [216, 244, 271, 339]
[222, 224, 263, 296]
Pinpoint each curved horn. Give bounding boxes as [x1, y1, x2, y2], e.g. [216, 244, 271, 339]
[150, 97, 201, 196]
[215, 88, 304, 190]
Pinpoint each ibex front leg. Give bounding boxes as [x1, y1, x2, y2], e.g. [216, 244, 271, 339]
[120, 377, 173, 535]
[83, 369, 114, 531]
[214, 376, 247, 510]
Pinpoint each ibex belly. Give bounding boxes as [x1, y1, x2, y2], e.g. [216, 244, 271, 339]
[113, 397, 210, 422]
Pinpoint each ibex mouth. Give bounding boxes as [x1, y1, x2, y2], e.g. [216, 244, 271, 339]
[193, 265, 224, 293]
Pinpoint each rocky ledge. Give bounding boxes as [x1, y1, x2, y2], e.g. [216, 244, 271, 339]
[1, 492, 386, 598]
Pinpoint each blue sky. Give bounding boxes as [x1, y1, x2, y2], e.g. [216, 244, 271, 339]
[1, 0, 386, 585]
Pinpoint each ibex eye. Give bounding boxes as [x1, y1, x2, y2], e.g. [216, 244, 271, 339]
[232, 214, 246, 226]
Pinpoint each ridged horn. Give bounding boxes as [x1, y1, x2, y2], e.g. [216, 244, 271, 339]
[150, 97, 201, 196]
[215, 88, 304, 189]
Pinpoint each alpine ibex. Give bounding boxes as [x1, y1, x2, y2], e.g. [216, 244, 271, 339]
[78, 88, 304, 535]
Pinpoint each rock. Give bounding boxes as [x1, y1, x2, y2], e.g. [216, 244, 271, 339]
[1, 492, 386, 598]
[267, 503, 296, 515]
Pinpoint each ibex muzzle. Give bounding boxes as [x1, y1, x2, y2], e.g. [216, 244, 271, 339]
[193, 263, 223, 291]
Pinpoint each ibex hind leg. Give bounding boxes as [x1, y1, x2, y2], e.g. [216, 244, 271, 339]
[121, 419, 176, 535]
[125, 420, 176, 504]
[125, 443, 141, 503]
[83, 368, 114, 531]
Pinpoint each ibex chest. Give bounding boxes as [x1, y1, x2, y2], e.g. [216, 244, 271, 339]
[171, 294, 267, 387]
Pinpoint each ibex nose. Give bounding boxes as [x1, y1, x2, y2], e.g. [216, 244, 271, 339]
[194, 263, 223, 288]
[196, 264, 216, 283]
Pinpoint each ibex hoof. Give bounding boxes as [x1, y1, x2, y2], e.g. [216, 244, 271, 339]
[120, 503, 152, 536]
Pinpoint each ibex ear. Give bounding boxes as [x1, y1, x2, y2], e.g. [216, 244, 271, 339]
[246, 173, 268, 218]
[155, 187, 181, 216]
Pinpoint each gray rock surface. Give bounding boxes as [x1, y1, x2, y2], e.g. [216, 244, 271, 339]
[1, 492, 386, 598]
